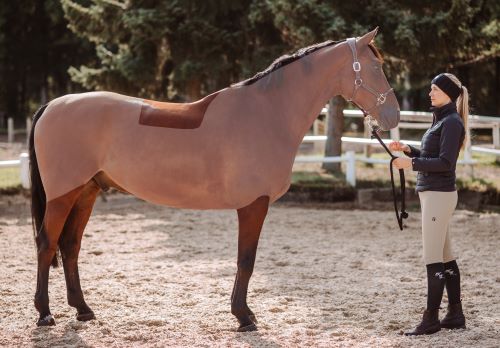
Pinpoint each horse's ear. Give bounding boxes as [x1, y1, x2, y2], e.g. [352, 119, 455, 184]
[357, 27, 379, 45]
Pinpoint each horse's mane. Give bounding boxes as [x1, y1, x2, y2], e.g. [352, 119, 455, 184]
[232, 40, 344, 87]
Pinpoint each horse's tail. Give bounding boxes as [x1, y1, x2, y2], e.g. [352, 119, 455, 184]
[29, 104, 58, 267]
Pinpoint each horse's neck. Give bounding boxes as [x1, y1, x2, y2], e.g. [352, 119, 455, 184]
[261, 43, 348, 147]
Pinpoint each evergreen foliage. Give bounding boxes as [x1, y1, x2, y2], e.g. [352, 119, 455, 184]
[0, 0, 498, 122]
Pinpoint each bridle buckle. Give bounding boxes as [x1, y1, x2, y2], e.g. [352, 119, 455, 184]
[353, 62, 361, 72]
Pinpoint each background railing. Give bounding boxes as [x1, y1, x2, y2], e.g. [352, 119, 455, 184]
[1, 107, 499, 189]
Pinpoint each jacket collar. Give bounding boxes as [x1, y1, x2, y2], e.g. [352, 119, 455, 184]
[430, 102, 457, 122]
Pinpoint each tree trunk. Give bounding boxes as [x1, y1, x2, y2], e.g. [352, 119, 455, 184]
[402, 70, 411, 110]
[186, 78, 202, 101]
[322, 96, 346, 173]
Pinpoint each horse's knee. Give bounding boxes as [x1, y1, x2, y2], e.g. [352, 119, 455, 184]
[237, 258, 255, 276]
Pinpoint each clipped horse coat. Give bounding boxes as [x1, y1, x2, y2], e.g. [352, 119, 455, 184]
[37, 85, 300, 208]
[30, 29, 400, 329]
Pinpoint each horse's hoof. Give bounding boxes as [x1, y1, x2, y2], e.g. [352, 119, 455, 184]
[237, 323, 257, 332]
[77, 311, 95, 321]
[37, 314, 55, 327]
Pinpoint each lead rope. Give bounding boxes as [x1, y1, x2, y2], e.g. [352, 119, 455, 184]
[370, 126, 409, 230]
[345, 37, 407, 230]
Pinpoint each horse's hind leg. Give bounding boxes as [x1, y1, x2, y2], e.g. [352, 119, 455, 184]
[231, 196, 269, 332]
[59, 180, 100, 321]
[35, 185, 84, 326]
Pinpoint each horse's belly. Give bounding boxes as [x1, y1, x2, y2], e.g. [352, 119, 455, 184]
[104, 139, 293, 210]
[108, 163, 266, 210]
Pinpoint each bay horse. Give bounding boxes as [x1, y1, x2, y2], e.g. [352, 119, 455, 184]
[30, 28, 400, 331]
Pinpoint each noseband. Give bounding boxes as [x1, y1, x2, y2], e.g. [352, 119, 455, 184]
[345, 38, 408, 231]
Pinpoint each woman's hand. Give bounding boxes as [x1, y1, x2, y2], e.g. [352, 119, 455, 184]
[388, 141, 410, 153]
[392, 157, 412, 170]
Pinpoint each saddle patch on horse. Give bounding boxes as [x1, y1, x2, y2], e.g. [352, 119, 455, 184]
[139, 92, 219, 129]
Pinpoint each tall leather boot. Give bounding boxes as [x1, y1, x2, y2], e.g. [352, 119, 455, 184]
[440, 302, 466, 329]
[405, 309, 441, 336]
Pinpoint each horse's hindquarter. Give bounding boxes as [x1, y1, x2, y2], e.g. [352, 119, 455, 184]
[107, 87, 296, 209]
[35, 92, 140, 201]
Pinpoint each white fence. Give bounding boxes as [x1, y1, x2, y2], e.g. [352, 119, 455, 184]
[296, 135, 479, 187]
[3, 118, 32, 144]
[314, 108, 500, 158]
[0, 153, 30, 189]
[1, 107, 499, 189]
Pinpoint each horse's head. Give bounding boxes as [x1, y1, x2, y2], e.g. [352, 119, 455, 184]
[340, 28, 400, 131]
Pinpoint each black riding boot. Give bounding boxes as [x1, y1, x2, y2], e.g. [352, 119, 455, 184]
[441, 302, 466, 329]
[441, 260, 466, 329]
[405, 309, 441, 336]
[405, 263, 445, 336]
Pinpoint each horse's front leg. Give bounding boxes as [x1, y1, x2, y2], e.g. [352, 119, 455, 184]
[231, 196, 269, 332]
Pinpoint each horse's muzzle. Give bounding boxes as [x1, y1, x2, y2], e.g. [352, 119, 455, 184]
[378, 105, 400, 131]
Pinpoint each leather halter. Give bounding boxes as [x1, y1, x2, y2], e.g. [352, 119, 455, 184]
[345, 38, 408, 230]
[345, 38, 393, 114]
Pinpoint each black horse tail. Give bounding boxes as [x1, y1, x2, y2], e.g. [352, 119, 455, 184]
[29, 104, 58, 267]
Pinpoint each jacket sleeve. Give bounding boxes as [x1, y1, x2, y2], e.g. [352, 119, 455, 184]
[412, 119, 464, 172]
[404, 145, 420, 158]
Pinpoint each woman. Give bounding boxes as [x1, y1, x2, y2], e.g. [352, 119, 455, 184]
[390, 73, 468, 335]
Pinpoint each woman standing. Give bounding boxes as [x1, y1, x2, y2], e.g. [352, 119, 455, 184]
[390, 73, 468, 335]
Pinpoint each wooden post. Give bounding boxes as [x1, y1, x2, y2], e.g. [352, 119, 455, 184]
[363, 118, 372, 159]
[7, 118, 14, 143]
[26, 117, 32, 146]
[323, 96, 346, 172]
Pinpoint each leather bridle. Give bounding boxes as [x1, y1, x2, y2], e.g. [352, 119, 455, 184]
[344, 37, 408, 230]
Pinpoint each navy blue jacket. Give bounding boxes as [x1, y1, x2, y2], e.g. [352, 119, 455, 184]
[405, 103, 465, 192]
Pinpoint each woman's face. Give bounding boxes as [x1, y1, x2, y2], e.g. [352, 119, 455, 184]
[429, 84, 451, 107]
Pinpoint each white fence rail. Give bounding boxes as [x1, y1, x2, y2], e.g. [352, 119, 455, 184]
[315, 108, 500, 157]
[1, 106, 498, 190]
[0, 153, 30, 189]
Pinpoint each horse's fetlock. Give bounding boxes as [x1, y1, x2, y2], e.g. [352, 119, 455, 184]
[231, 306, 247, 317]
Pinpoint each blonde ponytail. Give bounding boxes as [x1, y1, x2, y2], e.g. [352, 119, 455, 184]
[444, 73, 469, 150]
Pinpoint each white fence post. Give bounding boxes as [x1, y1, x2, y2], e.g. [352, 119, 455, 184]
[493, 123, 500, 162]
[7, 118, 14, 143]
[26, 117, 32, 145]
[345, 151, 356, 187]
[20, 153, 30, 189]
[390, 127, 400, 141]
